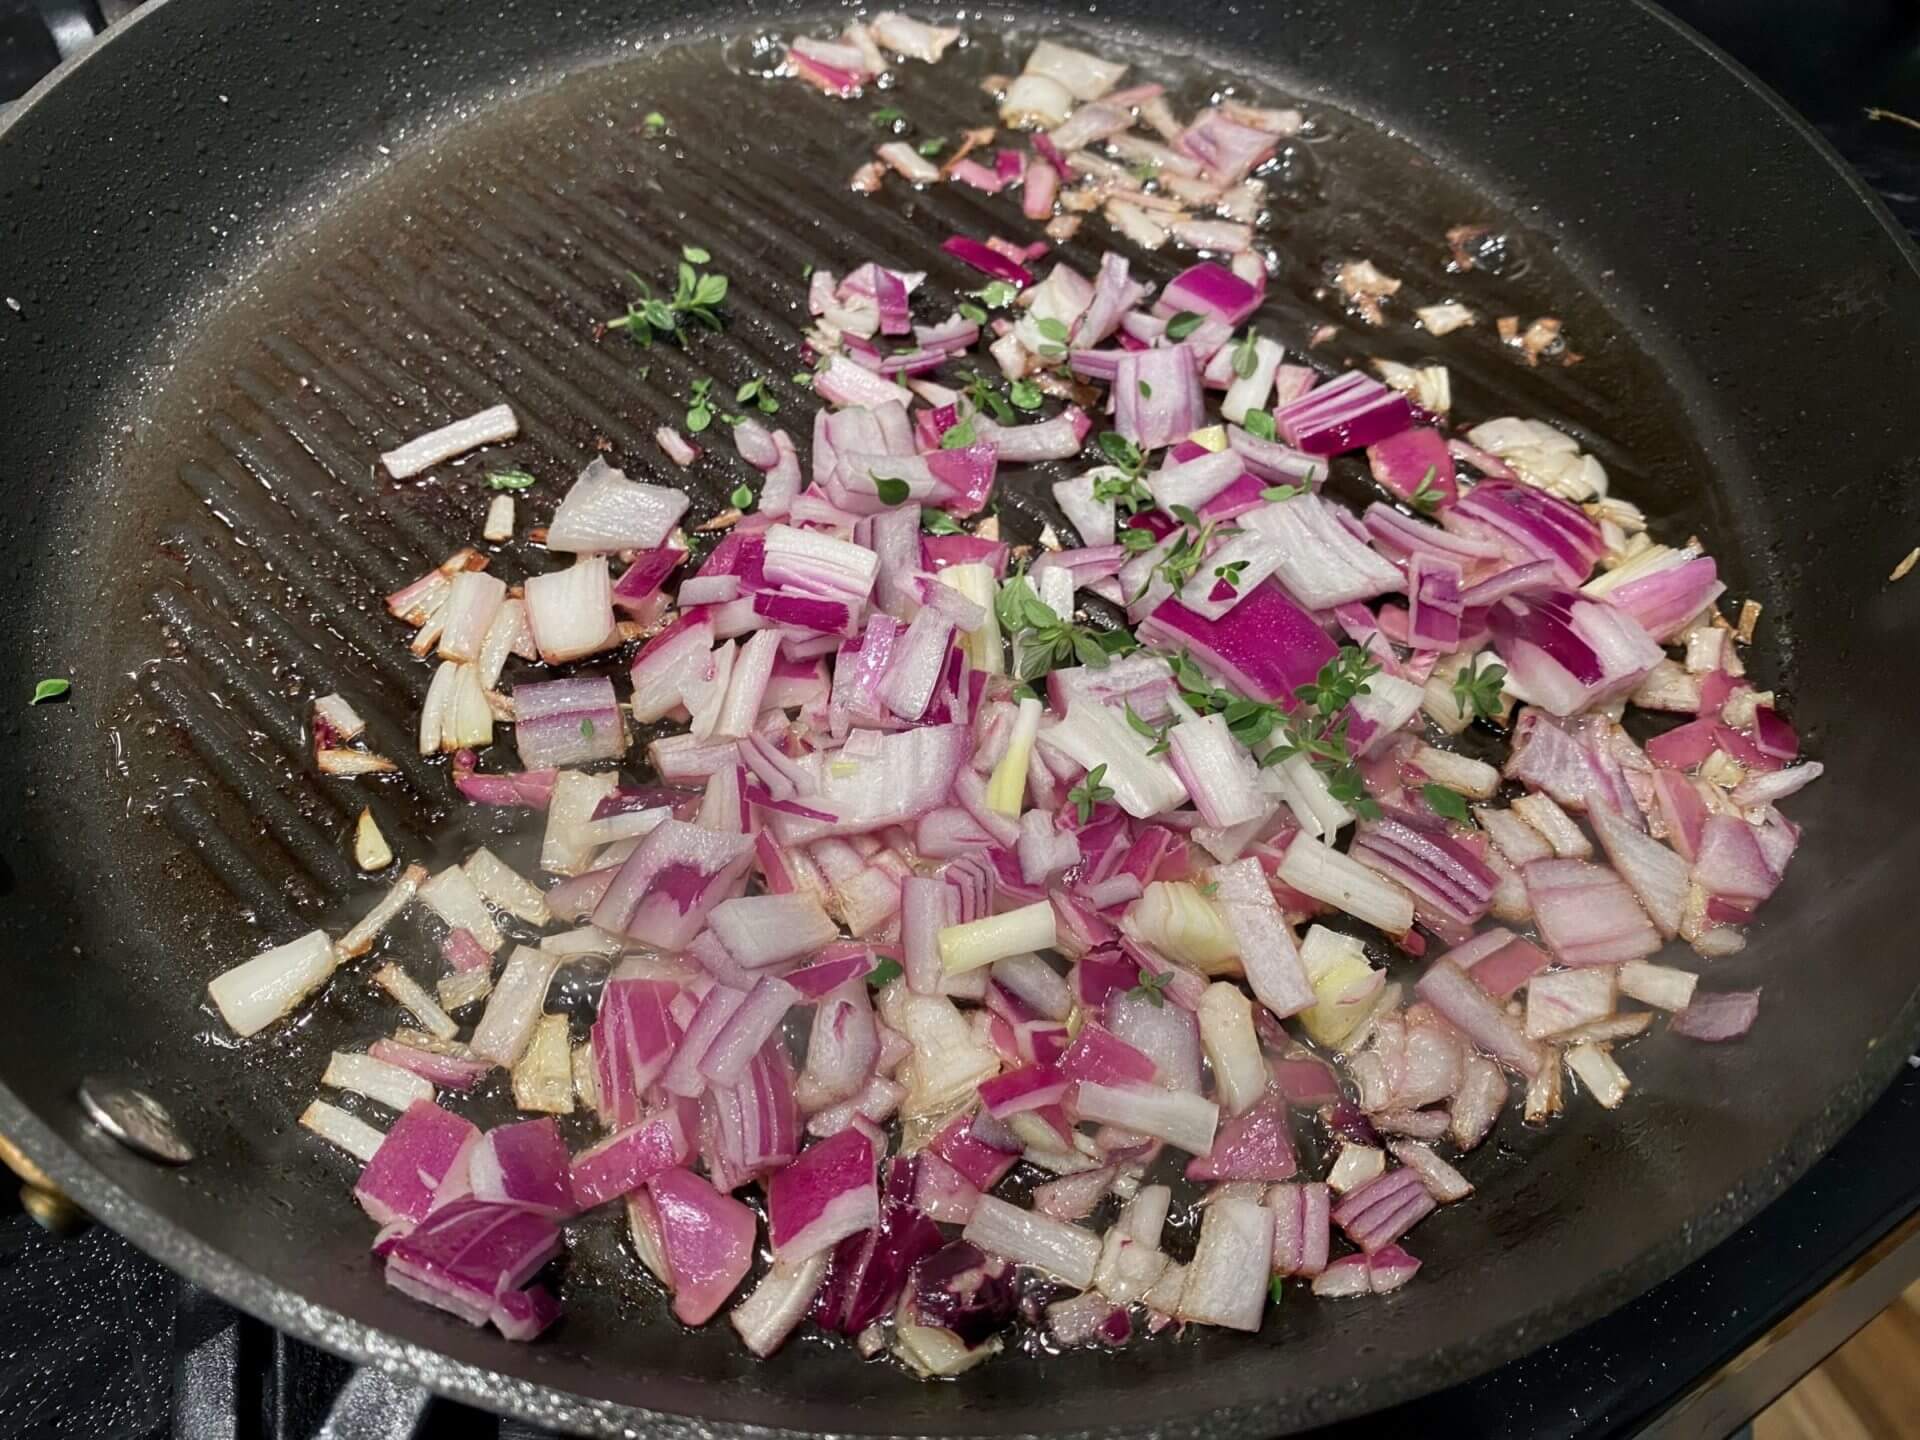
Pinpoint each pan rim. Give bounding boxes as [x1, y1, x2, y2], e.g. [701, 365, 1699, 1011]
[3, 0, 1919, 1434]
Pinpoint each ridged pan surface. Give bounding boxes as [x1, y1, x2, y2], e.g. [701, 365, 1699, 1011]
[0, 2, 1917, 1437]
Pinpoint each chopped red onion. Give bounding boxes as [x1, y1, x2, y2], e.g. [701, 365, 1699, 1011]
[1413, 959, 1545, 1077]
[591, 820, 755, 950]
[1277, 373, 1414, 456]
[1366, 425, 1456, 510]
[383, 1199, 560, 1331]
[1331, 1167, 1436, 1253]
[1451, 482, 1603, 589]
[354, 1101, 479, 1228]
[511, 675, 625, 770]
[651, 1166, 758, 1325]
[380, 404, 518, 480]
[1524, 858, 1663, 966]
[548, 460, 688, 554]
[941, 234, 1035, 287]
[769, 1128, 879, 1262]
[1242, 493, 1404, 609]
[962, 1193, 1101, 1289]
[1136, 588, 1337, 706]
[1073, 1080, 1219, 1155]
[701, 975, 802, 1089]
[796, 977, 880, 1111]
[731, 1253, 829, 1357]
[209, 929, 340, 1038]
[469, 1117, 575, 1219]
[1176, 1197, 1272, 1330]
[1186, 1091, 1297, 1181]
[591, 979, 683, 1128]
[1489, 588, 1663, 717]
[570, 1105, 693, 1210]
[1268, 1180, 1332, 1277]
[1114, 347, 1204, 449]
[1671, 988, 1761, 1041]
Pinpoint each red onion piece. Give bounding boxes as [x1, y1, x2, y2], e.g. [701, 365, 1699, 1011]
[1413, 959, 1545, 1077]
[1670, 988, 1761, 1041]
[651, 1166, 758, 1325]
[1185, 1090, 1298, 1181]
[941, 234, 1034, 287]
[768, 1128, 880, 1262]
[354, 1101, 478, 1229]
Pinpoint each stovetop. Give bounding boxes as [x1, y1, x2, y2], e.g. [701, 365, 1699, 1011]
[4, 2, 1920, 1438]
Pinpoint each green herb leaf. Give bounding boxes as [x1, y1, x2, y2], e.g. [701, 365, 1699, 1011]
[1231, 327, 1260, 379]
[1128, 157, 1162, 183]
[866, 957, 903, 988]
[1164, 310, 1204, 341]
[995, 576, 1037, 633]
[735, 378, 763, 404]
[580, 717, 596, 739]
[940, 418, 978, 450]
[873, 476, 911, 505]
[1127, 966, 1173, 1008]
[1407, 464, 1444, 514]
[1092, 469, 1153, 514]
[486, 469, 537, 491]
[958, 300, 988, 324]
[1174, 643, 1383, 817]
[1270, 1275, 1287, 1305]
[1451, 658, 1509, 722]
[607, 254, 730, 347]
[682, 244, 711, 264]
[1122, 701, 1174, 757]
[1008, 378, 1043, 412]
[1242, 408, 1277, 442]
[972, 280, 1020, 310]
[801, 262, 814, 279]
[642, 111, 667, 135]
[1422, 783, 1473, 823]
[1097, 431, 1146, 475]
[730, 484, 754, 510]
[960, 370, 1017, 425]
[870, 106, 907, 129]
[1261, 483, 1304, 502]
[1035, 316, 1070, 343]
[1066, 763, 1115, 824]
[1119, 525, 1158, 553]
[922, 509, 965, 535]
[916, 137, 946, 157]
[30, 678, 69, 705]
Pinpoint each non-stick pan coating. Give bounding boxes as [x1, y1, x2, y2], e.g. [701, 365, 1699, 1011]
[1, 2, 1918, 1436]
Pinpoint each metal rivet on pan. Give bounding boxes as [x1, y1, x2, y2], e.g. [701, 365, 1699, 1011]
[77, 1078, 195, 1165]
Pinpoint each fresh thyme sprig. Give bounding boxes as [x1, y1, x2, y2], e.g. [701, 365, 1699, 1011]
[1165, 645, 1384, 820]
[995, 575, 1135, 682]
[1127, 965, 1173, 1007]
[1451, 657, 1509, 721]
[606, 246, 728, 348]
[1067, 763, 1115, 824]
